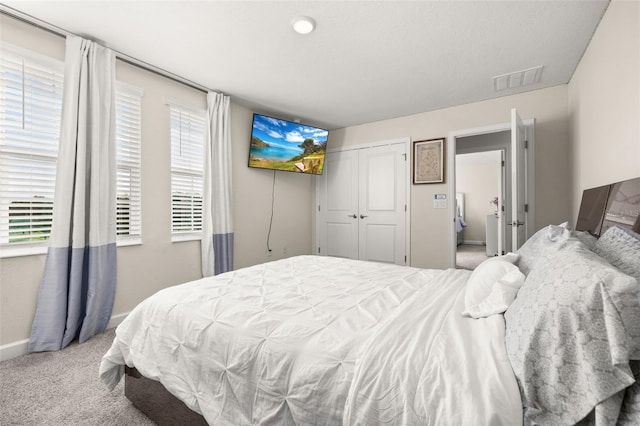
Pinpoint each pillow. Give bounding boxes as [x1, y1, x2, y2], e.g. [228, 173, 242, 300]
[495, 251, 520, 264]
[462, 268, 525, 318]
[462, 257, 523, 317]
[516, 222, 572, 275]
[505, 239, 640, 425]
[574, 230, 598, 251]
[593, 226, 640, 283]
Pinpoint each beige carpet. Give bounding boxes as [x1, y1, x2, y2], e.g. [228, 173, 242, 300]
[456, 243, 489, 270]
[0, 329, 155, 426]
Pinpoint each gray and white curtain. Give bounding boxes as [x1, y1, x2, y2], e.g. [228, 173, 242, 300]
[201, 92, 233, 276]
[29, 36, 117, 352]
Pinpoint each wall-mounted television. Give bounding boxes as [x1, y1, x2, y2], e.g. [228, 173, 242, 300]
[248, 113, 329, 175]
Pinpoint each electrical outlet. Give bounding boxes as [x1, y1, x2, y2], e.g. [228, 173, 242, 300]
[283, 246, 287, 255]
[266, 249, 272, 258]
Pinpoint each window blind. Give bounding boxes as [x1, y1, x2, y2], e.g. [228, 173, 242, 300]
[169, 104, 205, 235]
[0, 45, 63, 246]
[115, 82, 143, 239]
[0, 43, 145, 252]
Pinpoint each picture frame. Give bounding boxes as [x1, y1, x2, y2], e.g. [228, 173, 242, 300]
[413, 138, 445, 184]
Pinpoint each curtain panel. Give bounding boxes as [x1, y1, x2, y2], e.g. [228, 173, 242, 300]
[201, 92, 234, 276]
[29, 36, 117, 352]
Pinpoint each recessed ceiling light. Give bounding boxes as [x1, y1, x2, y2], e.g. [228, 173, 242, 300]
[292, 16, 316, 35]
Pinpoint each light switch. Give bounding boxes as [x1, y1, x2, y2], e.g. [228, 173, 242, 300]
[433, 194, 447, 209]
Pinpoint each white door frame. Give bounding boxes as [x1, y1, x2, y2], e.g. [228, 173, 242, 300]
[316, 137, 412, 264]
[447, 120, 535, 268]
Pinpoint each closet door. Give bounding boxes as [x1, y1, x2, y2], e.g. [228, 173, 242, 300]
[358, 144, 407, 264]
[317, 149, 359, 259]
[317, 141, 408, 265]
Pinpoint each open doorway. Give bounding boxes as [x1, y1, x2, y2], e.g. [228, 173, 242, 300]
[447, 109, 535, 269]
[455, 150, 503, 270]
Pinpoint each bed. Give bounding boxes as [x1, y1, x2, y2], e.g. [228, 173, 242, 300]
[100, 178, 640, 425]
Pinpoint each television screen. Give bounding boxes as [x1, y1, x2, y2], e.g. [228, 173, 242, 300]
[248, 113, 328, 175]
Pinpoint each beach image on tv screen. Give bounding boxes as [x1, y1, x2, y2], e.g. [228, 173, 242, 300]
[249, 114, 328, 175]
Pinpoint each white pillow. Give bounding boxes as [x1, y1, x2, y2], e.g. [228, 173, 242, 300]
[462, 258, 525, 318]
[495, 252, 520, 264]
[462, 269, 525, 318]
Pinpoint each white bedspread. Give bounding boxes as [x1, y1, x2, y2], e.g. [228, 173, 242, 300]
[343, 263, 523, 425]
[99, 255, 522, 425]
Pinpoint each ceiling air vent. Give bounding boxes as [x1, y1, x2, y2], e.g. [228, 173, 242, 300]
[493, 66, 544, 92]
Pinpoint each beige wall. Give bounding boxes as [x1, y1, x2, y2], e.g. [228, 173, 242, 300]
[0, 16, 315, 347]
[568, 0, 640, 220]
[456, 153, 501, 243]
[327, 85, 571, 269]
[230, 104, 315, 269]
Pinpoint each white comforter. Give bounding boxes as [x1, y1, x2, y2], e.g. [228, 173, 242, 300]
[100, 255, 522, 425]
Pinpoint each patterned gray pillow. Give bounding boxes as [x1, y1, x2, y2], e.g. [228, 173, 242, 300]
[574, 230, 598, 251]
[593, 226, 640, 283]
[505, 239, 640, 425]
[516, 223, 572, 275]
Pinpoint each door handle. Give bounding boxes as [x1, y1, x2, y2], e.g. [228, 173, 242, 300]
[360, 214, 368, 219]
[348, 214, 357, 218]
[507, 221, 525, 227]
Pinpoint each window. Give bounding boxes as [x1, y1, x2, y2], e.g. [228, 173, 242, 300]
[169, 104, 205, 238]
[0, 44, 64, 251]
[115, 82, 143, 241]
[0, 43, 144, 256]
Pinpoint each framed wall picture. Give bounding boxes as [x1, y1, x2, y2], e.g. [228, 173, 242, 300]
[413, 138, 445, 184]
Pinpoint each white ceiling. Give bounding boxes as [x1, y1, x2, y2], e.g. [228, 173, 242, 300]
[2, 1, 609, 130]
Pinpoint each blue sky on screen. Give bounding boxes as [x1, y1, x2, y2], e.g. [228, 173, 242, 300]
[252, 114, 328, 150]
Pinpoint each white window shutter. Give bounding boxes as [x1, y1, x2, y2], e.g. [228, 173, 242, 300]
[0, 44, 63, 247]
[115, 82, 143, 240]
[169, 105, 205, 236]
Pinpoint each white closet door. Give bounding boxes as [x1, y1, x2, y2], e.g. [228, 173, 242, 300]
[318, 141, 407, 265]
[318, 149, 359, 259]
[358, 143, 407, 264]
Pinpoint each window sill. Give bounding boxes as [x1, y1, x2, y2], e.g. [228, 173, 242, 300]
[172, 233, 201, 243]
[0, 244, 48, 259]
[117, 237, 142, 247]
[0, 237, 142, 259]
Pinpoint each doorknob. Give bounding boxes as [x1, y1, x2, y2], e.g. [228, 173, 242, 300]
[348, 214, 357, 218]
[360, 214, 368, 219]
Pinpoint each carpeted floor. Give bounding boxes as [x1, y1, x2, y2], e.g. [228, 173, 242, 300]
[0, 328, 155, 426]
[456, 243, 489, 270]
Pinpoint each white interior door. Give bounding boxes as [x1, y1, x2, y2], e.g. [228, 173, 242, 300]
[511, 108, 527, 249]
[318, 150, 359, 259]
[317, 142, 407, 265]
[358, 144, 407, 264]
[497, 149, 505, 256]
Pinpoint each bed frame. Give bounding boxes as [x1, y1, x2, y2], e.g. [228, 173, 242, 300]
[125, 366, 207, 425]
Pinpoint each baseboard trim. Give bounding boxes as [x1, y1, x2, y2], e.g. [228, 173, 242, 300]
[0, 311, 130, 362]
[0, 339, 29, 362]
[462, 240, 485, 246]
[107, 311, 129, 329]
